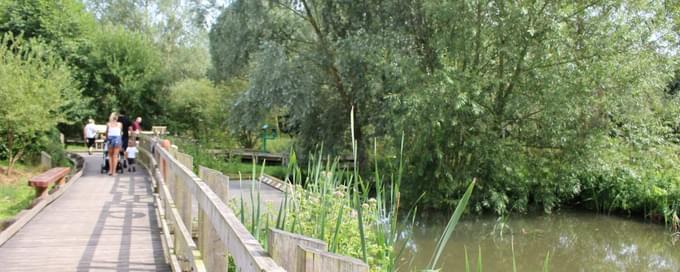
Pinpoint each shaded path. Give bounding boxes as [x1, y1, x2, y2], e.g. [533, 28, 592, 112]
[0, 154, 169, 271]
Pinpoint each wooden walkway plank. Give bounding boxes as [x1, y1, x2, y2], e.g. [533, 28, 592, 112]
[0, 155, 170, 271]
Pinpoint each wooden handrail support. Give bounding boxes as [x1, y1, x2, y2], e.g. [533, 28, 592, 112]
[138, 134, 285, 272]
[27, 167, 70, 200]
[139, 134, 369, 272]
[268, 228, 369, 272]
[151, 126, 168, 135]
[297, 245, 369, 272]
[268, 228, 327, 272]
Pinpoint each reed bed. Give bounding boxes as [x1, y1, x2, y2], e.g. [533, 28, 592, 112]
[235, 142, 407, 271]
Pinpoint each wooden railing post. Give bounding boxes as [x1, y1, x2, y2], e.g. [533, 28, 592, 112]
[175, 152, 195, 232]
[160, 139, 171, 183]
[198, 166, 230, 272]
[144, 136, 286, 272]
[268, 228, 327, 272]
[297, 246, 368, 272]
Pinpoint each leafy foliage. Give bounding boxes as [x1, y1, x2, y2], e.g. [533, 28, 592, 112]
[78, 25, 166, 122]
[166, 78, 229, 138]
[0, 34, 84, 174]
[209, 0, 680, 219]
[0, 0, 96, 60]
[211, 0, 424, 169]
[85, 0, 211, 83]
[395, 0, 679, 214]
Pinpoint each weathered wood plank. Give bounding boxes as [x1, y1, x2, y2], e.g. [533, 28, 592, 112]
[269, 228, 327, 272]
[297, 245, 369, 272]
[199, 166, 230, 272]
[160, 174, 206, 272]
[0, 162, 83, 246]
[173, 151, 196, 240]
[156, 143, 285, 272]
[0, 155, 170, 271]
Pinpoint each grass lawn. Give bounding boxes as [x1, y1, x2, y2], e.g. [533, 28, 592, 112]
[65, 144, 90, 153]
[166, 136, 289, 179]
[255, 134, 294, 154]
[0, 161, 40, 221]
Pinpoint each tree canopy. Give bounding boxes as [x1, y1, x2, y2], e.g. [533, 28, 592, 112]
[210, 0, 680, 212]
[0, 34, 85, 174]
[1, 0, 680, 217]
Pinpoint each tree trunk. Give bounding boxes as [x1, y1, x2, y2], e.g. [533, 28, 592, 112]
[352, 108, 369, 174]
[6, 130, 15, 176]
[7, 151, 22, 177]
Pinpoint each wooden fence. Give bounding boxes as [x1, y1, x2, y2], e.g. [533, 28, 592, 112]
[137, 135, 367, 272]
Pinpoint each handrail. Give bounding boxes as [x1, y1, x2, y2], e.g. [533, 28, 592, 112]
[138, 135, 285, 272]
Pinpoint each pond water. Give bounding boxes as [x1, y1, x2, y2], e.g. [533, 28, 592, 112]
[399, 210, 680, 272]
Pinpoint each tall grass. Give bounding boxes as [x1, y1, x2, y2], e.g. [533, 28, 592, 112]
[0, 182, 34, 220]
[424, 179, 476, 271]
[181, 109, 554, 271]
[230, 109, 412, 271]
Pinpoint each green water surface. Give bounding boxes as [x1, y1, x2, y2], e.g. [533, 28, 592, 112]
[400, 211, 680, 271]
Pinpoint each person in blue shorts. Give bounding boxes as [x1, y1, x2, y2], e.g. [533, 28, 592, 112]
[106, 112, 123, 176]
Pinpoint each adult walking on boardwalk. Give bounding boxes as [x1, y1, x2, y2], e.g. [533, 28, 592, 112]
[106, 112, 123, 176]
[83, 118, 97, 155]
[131, 116, 142, 140]
[118, 110, 132, 167]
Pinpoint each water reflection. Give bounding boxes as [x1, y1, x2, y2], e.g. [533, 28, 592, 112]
[399, 211, 680, 271]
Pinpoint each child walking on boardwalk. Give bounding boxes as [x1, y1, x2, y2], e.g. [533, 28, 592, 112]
[125, 139, 138, 172]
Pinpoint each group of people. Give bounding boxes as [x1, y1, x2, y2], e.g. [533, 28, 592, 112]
[83, 111, 143, 176]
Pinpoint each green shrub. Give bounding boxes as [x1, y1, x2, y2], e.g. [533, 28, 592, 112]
[576, 137, 680, 226]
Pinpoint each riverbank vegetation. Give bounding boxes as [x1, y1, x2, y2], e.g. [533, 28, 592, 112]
[1, 0, 680, 244]
[167, 136, 288, 179]
[206, 0, 680, 224]
[1, 0, 679, 270]
[228, 134, 407, 271]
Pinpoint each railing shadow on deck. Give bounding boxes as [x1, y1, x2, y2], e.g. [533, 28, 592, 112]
[76, 162, 167, 271]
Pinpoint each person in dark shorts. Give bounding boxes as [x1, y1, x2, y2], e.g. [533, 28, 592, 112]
[83, 118, 97, 155]
[125, 139, 138, 172]
[118, 111, 132, 167]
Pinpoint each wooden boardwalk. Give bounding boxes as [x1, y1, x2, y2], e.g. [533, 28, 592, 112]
[0, 155, 170, 271]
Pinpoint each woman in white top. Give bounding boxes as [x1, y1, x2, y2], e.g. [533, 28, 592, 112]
[83, 119, 97, 155]
[106, 112, 123, 176]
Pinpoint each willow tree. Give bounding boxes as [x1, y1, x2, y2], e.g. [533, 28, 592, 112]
[210, 0, 679, 213]
[210, 0, 424, 170]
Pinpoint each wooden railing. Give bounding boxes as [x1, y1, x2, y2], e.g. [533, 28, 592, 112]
[138, 135, 284, 272]
[137, 135, 368, 272]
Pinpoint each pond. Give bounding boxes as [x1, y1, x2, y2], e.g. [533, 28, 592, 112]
[399, 210, 680, 271]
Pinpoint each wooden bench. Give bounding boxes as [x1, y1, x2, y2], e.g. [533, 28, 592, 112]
[151, 126, 167, 135]
[27, 167, 70, 199]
